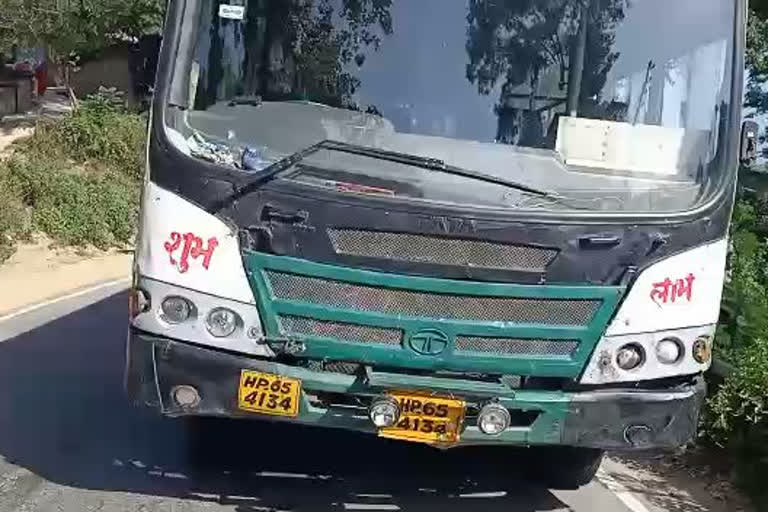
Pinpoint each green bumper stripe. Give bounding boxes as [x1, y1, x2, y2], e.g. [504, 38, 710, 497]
[243, 251, 623, 378]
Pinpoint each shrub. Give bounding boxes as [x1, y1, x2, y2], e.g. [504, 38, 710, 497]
[0, 93, 144, 256]
[4, 152, 138, 249]
[717, 199, 768, 362]
[704, 340, 768, 508]
[0, 173, 30, 262]
[29, 92, 146, 181]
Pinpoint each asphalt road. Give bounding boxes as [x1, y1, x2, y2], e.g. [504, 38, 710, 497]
[0, 284, 638, 512]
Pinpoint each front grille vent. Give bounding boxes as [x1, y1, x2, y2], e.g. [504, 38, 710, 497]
[267, 272, 600, 326]
[279, 315, 402, 346]
[327, 229, 558, 272]
[455, 336, 579, 357]
[305, 360, 362, 375]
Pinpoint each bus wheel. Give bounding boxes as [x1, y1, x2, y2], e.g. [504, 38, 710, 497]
[532, 447, 605, 489]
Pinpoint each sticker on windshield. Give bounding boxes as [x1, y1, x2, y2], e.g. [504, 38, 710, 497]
[219, 4, 245, 20]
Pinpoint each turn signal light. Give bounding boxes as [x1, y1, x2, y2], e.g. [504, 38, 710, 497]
[693, 337, 712, 364]
[129, 288, 150, 318]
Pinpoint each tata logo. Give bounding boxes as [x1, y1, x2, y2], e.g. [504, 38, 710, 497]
[409, 329, 449, 356]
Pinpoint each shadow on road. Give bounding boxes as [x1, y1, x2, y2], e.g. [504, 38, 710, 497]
[0, 292, 572, 511]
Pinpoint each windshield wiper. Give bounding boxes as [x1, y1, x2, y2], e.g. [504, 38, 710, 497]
[320, 140, 559, 198]
[228, 95, 263, 107]
[214, 139, 560, 212]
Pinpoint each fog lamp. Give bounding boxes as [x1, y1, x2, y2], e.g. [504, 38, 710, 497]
[172, 385, 200, 408]
[477, 403, 511, 436]
[656, 338, 683, 365]
[206, 307, 240, 338]
[693, 337, 712, 364]
[161, 296, 192, 324]
[616, 344, 645, 371]
[369, 397, 400, 428]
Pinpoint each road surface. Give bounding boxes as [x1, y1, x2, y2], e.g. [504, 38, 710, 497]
[0, 283, 643, 512]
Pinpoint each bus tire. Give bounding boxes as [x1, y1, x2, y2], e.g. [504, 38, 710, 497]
[533, 447, 605, 489]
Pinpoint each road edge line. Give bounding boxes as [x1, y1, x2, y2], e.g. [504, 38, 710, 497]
[0, 277, 131, 323]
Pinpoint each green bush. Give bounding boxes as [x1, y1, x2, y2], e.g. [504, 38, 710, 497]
[29, 92, 146, 181]
[706, 190, 768, 510]
[0, 94, 144, 258]
[704, 340, 768, 508]
[4, 154, 138, 248]
[717, 200, 768, 362]
[0, 173, 31, 262]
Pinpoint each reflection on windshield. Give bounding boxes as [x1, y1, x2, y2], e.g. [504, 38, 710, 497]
[166, 0, 735, 213]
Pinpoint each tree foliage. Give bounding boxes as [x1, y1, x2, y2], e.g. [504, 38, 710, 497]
[465, 0, 626, 144]
[195, 0, 393, 109]
[0, 0, 164, 60]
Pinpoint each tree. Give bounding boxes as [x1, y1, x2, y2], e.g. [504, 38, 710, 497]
[0, 0, 165, 62]
[746, 8, 768, 114]
[741, 3, 768, 160]
[465, 0, 627, 145]
[194, 0, 392, 110]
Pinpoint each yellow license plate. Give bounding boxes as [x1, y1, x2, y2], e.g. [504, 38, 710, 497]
[380, 393, 465, 444]
[238, 370, 301, 417]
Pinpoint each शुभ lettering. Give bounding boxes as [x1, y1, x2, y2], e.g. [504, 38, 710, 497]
[164, 232, 219, 274]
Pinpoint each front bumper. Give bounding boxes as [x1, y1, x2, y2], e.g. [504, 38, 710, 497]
[126, 331, 706, 450]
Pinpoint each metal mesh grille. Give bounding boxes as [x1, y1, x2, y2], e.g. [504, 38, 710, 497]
[279, 315, 402, 346]
[306, 360, 362, 375]
[267, 272, 600, 325]
[455, 336, 579, 357]
[328, 229, 558, 272]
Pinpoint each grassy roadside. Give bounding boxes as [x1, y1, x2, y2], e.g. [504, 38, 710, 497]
[701, 190, 768, 511]
[0, 94, 144, 263]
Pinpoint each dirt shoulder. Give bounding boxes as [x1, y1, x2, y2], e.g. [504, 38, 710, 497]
[0, 237, 132, 317]
[602, 449, 755, 512]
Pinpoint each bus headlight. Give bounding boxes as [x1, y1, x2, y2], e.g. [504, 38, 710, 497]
[616, 344, 644, 371]
[206, 307, 240, 338]
[161, 296, 193, 324]
[656, 338, 683, 365]
[580, 325, 715, 384]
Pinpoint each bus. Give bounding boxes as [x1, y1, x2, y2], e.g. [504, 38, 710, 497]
[126, 0, 751, 487]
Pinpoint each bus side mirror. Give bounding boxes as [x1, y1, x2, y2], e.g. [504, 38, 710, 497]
[741, 120, 759, 166]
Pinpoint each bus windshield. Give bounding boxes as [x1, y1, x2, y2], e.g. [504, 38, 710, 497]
[164, 0, 736, 213]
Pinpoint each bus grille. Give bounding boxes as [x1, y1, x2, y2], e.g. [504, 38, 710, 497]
[305, 360, 363, 375]
[266, 272, 600, 326]
[455, 336, 579, 357]
[327, 229, 558, 272]
[279, 315, 402, 346]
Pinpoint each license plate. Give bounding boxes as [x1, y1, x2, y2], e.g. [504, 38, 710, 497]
[380, 393, 465, 444]
[238, 370, 301, 417]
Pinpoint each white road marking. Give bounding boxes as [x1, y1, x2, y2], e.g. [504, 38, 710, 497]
[0, 278, 130, 323]
[597, 469, 653, 512]
[458, 491, 507, 498]
[343, 505, 400, 511]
